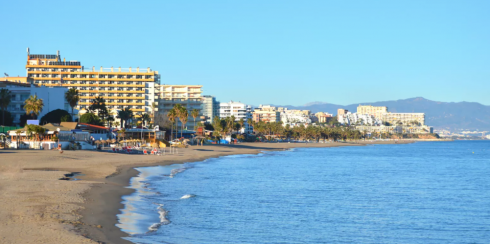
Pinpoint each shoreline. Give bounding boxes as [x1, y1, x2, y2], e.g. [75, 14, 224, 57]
[79, 140, 416, 244]
[0, 141, 415, 244]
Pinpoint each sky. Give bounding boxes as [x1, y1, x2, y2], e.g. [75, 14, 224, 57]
[1, 0, 489, 106]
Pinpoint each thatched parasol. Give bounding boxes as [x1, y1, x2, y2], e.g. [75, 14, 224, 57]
[111, 139, 117, 143]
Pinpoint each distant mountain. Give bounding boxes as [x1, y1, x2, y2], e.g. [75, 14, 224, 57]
[275, 97, 490, 132]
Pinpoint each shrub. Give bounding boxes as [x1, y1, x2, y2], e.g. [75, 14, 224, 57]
[80, 113, 103, 126]
[40, 109, 72, 124]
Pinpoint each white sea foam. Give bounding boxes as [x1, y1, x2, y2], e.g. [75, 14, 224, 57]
[180, 194, 196, 199]
[169, 168, 187, 178]
[148, 204, 170, 232]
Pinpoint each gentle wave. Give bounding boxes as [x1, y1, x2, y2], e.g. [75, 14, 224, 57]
[180, 194, 196, 199]
[148, 204, 170, 232]
[169, 168, 187, 178]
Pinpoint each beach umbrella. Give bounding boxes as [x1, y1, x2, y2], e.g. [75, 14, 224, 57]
[111, 139, 117, 144]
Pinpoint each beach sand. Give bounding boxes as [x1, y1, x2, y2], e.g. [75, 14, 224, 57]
[0, 141, 412, 244]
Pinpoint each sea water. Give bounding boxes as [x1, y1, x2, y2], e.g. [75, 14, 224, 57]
[117, 141, 490, 244]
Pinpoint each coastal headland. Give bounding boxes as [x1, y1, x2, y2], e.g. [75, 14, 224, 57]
[0, 141, 414, 244]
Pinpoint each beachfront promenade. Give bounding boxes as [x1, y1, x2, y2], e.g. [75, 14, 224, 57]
[0, 141, 412, 244]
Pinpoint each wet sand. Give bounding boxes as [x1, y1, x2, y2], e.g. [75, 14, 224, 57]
[0, 141, 413, 244]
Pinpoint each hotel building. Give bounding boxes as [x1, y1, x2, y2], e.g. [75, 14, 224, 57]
[357, 105, 388, 119]
[381, 112, 425, 126]
[25, 48, 160, 118]
[156, 84, 203, 130]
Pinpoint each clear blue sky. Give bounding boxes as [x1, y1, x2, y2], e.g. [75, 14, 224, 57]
[1, 0, 489, 106]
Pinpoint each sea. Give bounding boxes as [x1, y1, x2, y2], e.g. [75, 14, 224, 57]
[116, 141, 490, 244]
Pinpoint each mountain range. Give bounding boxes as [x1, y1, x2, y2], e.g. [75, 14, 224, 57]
[275, 97, 490, 132]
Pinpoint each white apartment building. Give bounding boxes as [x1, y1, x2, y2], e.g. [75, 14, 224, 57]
[381, 113, 425, 126]
[279, 108, 312, 126]
[338, 112, 382, 126]
[219, 101, 253, 133]
[156, 84, 203, 130]
[1, 81, 70, 124]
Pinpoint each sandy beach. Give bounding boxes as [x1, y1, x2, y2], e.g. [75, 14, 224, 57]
[0, 141, 413, 244]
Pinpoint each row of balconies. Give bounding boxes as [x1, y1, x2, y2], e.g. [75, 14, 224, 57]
[30, 76, 154, 82]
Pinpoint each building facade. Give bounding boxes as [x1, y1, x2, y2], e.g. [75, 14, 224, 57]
[156, 84, 203, 130]
[202, 95, 220, 123]
[337, 112, 382, 126]
[381, 113, 425, 126]
[25, 49, 160, 118]
[279, 108, 312, 126]
[252, 105, 281, 123]
[1, 81, 69, 124]
[337, 108, 348, 116]
[219, 101, 253, 133]
[357, 105, 388, 119]
[315, 112, 333, 123]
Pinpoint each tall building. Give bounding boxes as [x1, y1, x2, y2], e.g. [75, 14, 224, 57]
[357, 105, 388, 119]
[219, 101, 253, 133]
[0, 80, 69, 124]
[381, 113, 425, 126]
[156, 84, 203, 130]
[25, 48, 160, 118]
[202, 95, 220, 123]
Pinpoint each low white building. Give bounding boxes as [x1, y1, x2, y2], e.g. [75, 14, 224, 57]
[219, 101, 253, 133]
[1, 81, 71, 125]
[338, 112, 381, 126]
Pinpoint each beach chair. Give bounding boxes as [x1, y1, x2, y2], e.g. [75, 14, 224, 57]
[126, 149, 131, 154]
[116, 148, 120, 153]
[112, 148, 116, 153]
[143, 150, 148, 155]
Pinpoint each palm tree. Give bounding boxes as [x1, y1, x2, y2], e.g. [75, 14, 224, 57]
[117, 107, 133, 128]
[191, 109, 199, 130]
[141, 113, 151, 127]
[246, 118, 253, 134]
[15, 129, 22, 149]
[106, 116, 115, 128]
[0, 88, 12, 126]
[179, 108, 188, 138]
[65, 88, 80, 119]
[167, 109, 177, 141]
[238, 118, 244, 134]
[24, 95, 44, 119]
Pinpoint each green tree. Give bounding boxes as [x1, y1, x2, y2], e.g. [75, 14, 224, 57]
[80, 113, 103, 125]
[24, 95, 44, 119]
[0, 110, 14, 126]
[64, 88, 80, 119]
[40, 109, 72, 124]
[141, 113, 151, 127]
[0, 88, 12, 126]
[238, 118, 244, 133]
[191, 109, 199, 130]
[179, 107, 188, 138]
[117, 107, 133, 128]
[88, 96, 108, 122]
[167, 109, 177, 141]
